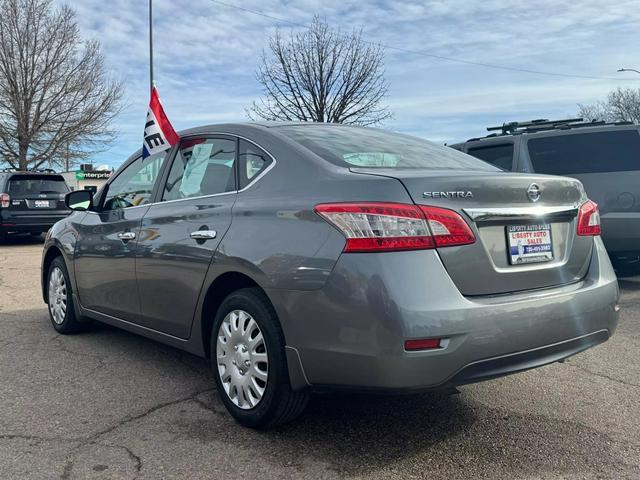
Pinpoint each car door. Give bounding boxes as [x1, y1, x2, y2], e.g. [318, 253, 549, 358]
[73, 151, 170, 321]
[135, 136, 238, 338]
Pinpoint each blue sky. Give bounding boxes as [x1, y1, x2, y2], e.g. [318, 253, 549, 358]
[60, 0, 640, 168]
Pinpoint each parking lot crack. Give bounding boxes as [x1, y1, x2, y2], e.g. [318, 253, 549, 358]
[0, 433, 81, 444]
[565, 362, 640, 388]
[100, 442, 143, 478]
[85, 387, 216, 442]
[54, 387, 214, 479]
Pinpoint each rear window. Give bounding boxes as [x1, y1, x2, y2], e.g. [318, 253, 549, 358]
[467, 143, 514, 171]
[8, 175, 69, 195]
[527, 130, 640, 175]
[277, 125, 497, 171]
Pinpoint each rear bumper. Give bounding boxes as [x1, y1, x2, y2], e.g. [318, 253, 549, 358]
[1, 211, 69, 233]
[271, 236, 619, 391]
[449, 329, 608, 388]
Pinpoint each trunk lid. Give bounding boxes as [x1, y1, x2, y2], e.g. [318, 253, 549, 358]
[351, 168, 592, 296]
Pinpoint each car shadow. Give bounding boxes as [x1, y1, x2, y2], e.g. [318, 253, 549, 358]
[84, 321, 625, 478]
[618, 277, 640, 292]
[14, 313, 626, 478]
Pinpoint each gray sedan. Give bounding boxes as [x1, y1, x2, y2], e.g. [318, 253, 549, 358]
[41, 123, 619, 428]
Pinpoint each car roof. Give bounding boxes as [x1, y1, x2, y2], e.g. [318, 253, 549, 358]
[0, 170, 62, 176]
[124, 122, 375, 165]
[456, 119, 639, 146]
[177, 121, 368, 136]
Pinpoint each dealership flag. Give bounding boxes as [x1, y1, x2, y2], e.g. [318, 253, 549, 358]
[142, 86, 179, 159]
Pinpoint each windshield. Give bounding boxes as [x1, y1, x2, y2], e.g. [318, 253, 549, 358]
[277, 125, 498, 171]
[8, 175, 69, 195]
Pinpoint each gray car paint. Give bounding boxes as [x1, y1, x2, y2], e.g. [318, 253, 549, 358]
[350, 168, 592, 295]
[452, 124, 640, 262]
[42, 122, 620, 392]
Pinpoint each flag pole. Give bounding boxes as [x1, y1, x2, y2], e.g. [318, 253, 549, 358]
[149, 0, 154, 93]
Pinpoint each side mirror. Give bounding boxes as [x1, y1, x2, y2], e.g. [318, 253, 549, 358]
[65, 190, 93, 211]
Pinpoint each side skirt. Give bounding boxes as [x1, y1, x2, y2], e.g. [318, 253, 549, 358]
[78, 303, 205, 357]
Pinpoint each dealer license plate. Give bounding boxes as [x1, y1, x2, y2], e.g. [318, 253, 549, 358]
[506, 224, 553, 265]
[34, 200, 50, 208]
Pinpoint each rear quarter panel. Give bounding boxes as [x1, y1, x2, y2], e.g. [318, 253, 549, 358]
[213, 130, 415, 291]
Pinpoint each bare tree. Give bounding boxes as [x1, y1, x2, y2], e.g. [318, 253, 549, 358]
[578, 87, 640, 123]
[0, 0, 123, 171]
[248, 17, 391, 126]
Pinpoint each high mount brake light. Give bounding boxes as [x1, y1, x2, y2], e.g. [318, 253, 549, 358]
[314, 202, 475, 253]
[576, 200, 601, 236]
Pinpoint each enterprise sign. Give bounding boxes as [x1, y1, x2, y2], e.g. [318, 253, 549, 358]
[76, 170, 112, 180]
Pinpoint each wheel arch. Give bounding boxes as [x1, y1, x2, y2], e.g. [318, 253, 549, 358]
[200, 271, 266, 359]
[41, 244, 65, 303]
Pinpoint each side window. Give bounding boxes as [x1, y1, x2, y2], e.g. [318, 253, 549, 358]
[102, 151, 168, 211]
[238, 139, 272, 189]
[527, 130, 640, 175]
[467, 144, 514, 171]
[163, 137, 236, 201]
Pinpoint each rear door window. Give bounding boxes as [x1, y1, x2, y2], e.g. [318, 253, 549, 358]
[238, 140, 272, 189]
[162, 137, 236, 201]
[527, 130, 640, 175]
[467, 144, 514, 171]
[8, 175, 69, 195]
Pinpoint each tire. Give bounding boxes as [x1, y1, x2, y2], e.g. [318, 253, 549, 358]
[210, 287, 309, 429]
[46, 257, 83, 334]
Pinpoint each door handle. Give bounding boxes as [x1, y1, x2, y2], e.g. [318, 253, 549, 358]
[117, 231, 136, 241]
[190, 230, 217, 240]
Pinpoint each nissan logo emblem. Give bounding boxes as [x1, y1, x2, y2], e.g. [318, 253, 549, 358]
[527, 183, 541, 202]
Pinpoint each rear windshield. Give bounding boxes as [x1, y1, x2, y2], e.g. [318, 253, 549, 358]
[467, 143, 514, 171]
[527, 129, 640, 175]
[8, 175, 69, 195]
[277, 125, 497, 171]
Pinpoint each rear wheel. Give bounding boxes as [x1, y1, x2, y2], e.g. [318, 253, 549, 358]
[47, 257, 83, 334]
[211, 287, 309, 428]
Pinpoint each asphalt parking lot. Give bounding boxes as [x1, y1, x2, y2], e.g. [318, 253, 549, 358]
[1, 239, 639, 480]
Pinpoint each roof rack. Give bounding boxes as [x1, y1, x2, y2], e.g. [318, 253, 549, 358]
[487, 118, 587, 135]
[475, 118, 636, 139]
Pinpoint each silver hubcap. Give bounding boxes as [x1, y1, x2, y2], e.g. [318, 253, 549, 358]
[48, 267, 67, 325]
[216, 310, 269, 410]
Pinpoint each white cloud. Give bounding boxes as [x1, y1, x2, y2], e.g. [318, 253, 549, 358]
[53, 0, 640, 165]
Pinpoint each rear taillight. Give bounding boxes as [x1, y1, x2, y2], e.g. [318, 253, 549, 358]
[418, 205, 476, 247]
[0, 193, 9, 208]
[314, 202, 475, 253]
[577, 200, 601, 236]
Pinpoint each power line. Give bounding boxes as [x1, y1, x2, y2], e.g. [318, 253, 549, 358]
[209, 0, 639, 82]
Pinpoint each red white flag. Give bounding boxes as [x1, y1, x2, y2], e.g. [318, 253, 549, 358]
[142, 86, 179, 158]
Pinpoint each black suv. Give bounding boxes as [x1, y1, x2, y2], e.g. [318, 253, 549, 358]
[451, 118, 640, 271]
[0, 170, 71, 242]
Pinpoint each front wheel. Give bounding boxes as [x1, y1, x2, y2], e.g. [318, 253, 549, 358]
[47, 257, 83, 334]
[211, 287, 309, 428]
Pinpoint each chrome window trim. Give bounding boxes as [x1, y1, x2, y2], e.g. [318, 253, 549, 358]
[90, 133, 277, 213]
[463, 204, 580, 222]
